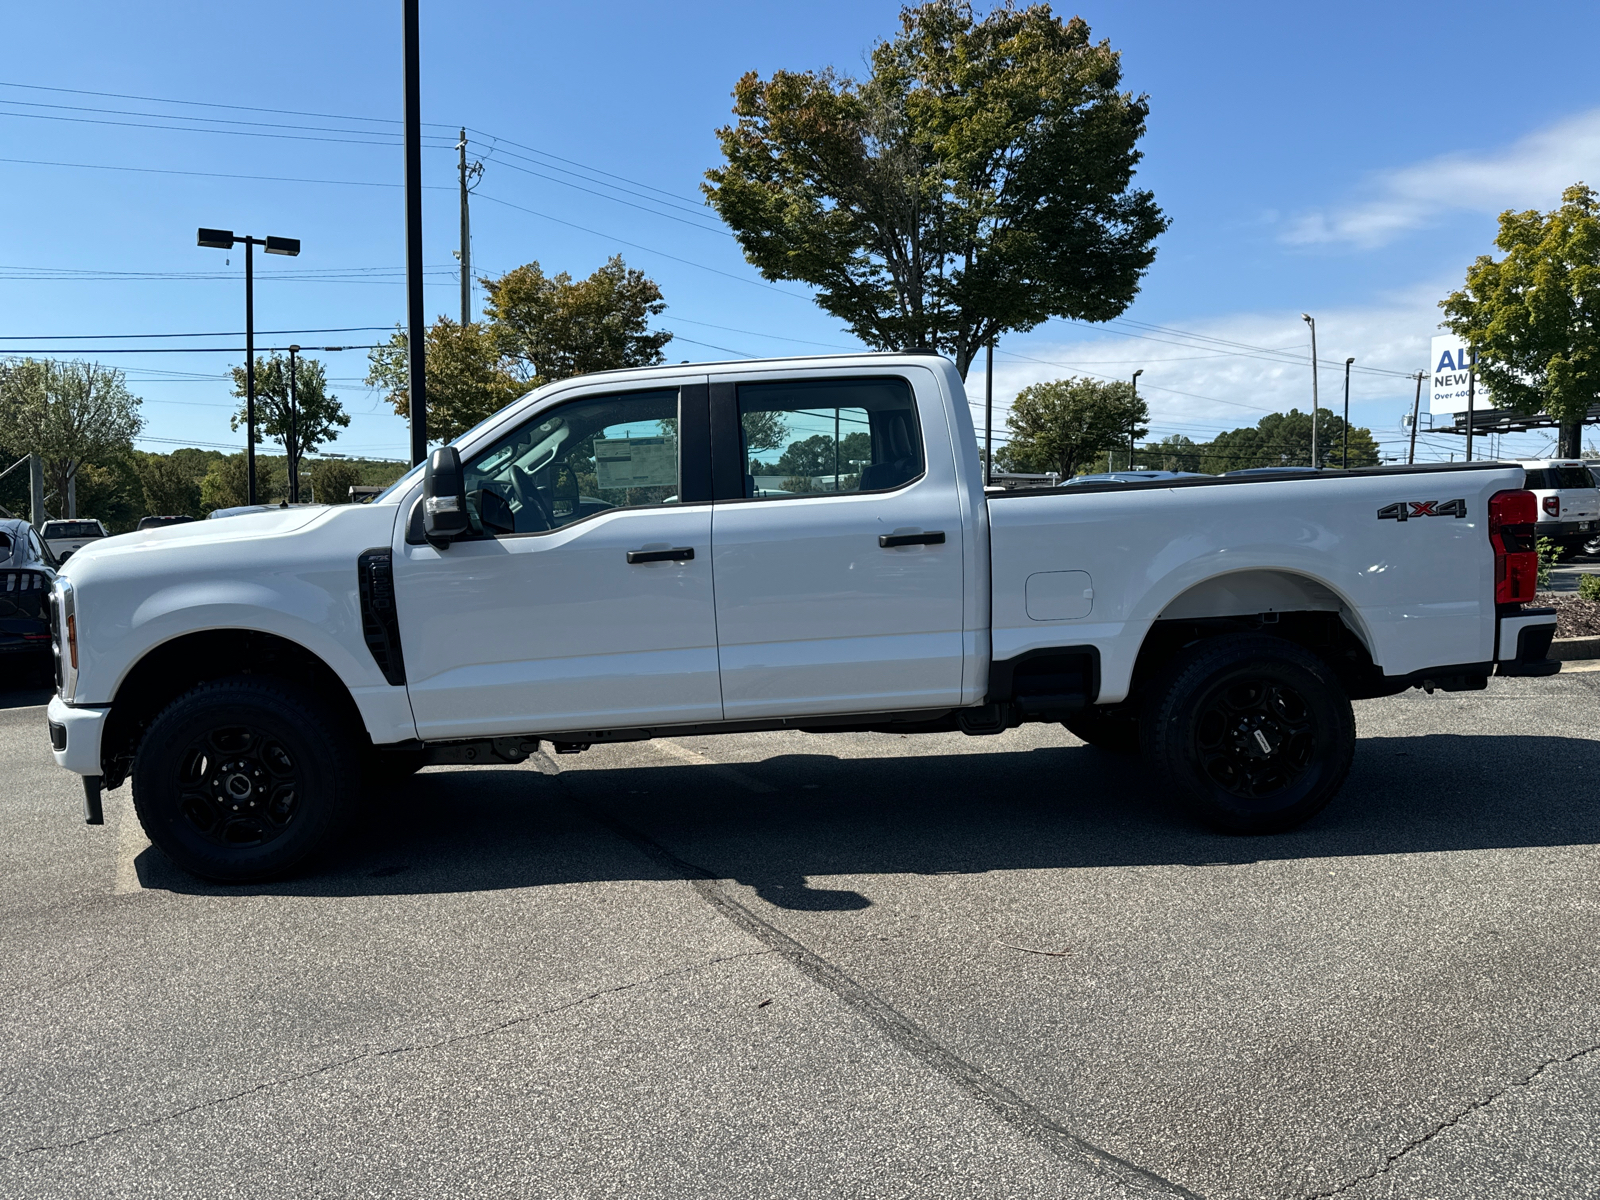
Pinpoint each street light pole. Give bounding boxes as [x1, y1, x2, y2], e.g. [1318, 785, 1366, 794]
[1301, 313, 1319, 468]
[197, 229, 301, 506]
[1130, 368, 1144, 469]
[403, 0, 428, 465]
[1342, 356, 1354, 469]
[287, 345, 301, 504]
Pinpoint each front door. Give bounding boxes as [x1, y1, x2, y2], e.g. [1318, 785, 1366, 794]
[393, 383, 723, 741]
[709, 372, 968, 720]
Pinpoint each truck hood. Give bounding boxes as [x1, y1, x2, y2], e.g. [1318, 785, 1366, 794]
[61, 504, 394, 580]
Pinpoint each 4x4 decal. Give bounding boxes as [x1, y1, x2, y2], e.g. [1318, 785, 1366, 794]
[1377, 499, 1467, 521]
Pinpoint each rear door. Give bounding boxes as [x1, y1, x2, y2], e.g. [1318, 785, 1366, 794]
[393, 380, 724, 740]
[707, 369, 968, 720]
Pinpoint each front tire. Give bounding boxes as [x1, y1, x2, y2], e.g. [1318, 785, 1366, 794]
[1141, 635, 1354, 834]
[132, 677, 357, 882]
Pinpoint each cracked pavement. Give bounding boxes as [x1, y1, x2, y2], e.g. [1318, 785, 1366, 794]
[2, 668, 1599, 1198]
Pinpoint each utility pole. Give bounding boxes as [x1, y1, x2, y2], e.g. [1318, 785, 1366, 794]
[403, 0, 428, 464]
[456, 129, 483, 325]
[287, 345, 301, 504]
[28, 453, 45, 530]
[1464, 344, 1476, 462]
[984, 340, 994, 486]
[245, 237, 256, 502]
[1408, 371, 1424, 465]
[1301, 313, 1319, 467]
[1342, 356, 1354, 469]
[1130, 368, 1144, 469]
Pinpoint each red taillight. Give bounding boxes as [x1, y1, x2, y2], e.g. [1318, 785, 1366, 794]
[1543, 495, 1559, 517]
[1490, 489, 1538, 604]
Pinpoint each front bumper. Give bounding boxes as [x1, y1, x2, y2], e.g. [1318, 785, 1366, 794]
[1497, 608, 1560, 678]
[47, 693, 109, 775]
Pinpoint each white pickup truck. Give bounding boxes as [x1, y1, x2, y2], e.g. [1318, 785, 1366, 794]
[45, 353, 1559, 881]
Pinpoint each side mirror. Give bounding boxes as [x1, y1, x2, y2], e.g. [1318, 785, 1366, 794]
[423, 445, 470, 549]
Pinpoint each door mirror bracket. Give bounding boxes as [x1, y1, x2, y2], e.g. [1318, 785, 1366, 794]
[423, 446, 470, 549]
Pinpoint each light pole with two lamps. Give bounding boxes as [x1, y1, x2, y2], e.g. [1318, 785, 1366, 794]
[196, 228, 301, 504]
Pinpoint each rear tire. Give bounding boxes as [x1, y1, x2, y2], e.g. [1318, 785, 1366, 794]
[132, 677, 357, 882]
[1140, 634, 1354, 834]
[1061, 710, 1141, 756]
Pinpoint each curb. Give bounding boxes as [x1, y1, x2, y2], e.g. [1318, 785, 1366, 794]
[1551, 635, 1600, 661]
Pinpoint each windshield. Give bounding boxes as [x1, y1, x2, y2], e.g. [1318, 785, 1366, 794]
[43, 521, 103, 538]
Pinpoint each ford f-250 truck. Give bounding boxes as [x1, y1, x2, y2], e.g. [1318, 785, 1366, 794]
[45, 353, 1559, 881]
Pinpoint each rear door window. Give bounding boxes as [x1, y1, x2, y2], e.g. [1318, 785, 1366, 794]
[735, 377, 923, 499]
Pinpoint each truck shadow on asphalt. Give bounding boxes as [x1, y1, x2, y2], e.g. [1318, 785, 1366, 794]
[135, 731, 1600, 908]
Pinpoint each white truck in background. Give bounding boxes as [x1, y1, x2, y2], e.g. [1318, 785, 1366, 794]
[45, 352, 1559, 881]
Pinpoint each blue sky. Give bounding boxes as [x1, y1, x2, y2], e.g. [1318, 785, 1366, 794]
[4, 0, 1599, 464]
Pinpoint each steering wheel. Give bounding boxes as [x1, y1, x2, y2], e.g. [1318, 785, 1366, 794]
[509, 462, 555, 531]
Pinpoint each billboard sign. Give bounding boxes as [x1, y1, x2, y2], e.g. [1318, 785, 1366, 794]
[1428, 334, 1487, 415]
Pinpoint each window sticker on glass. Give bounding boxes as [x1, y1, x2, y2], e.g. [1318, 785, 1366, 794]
[594, 435, 678, 490]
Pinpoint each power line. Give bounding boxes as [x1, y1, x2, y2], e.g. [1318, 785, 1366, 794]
[475, 191, 812, 300]
[0, 79, 456, 129]
[0, 326, 391, 341]
[0, 155, 454, 191]
[0, 105, 455, 149]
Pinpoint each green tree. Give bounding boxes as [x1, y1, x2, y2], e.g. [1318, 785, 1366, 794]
[366, 318, 525, 445]
[1195, 409, 1379, 472]
[308, 458, 364, 504]
[1143, 433, 1203, 472]
[485, 255, 672, 382]
[367, 257, 672, 444]
[200, 454, 249, 512]
[1441, 183, 1600, 458]
[1002, 376, 1147, 478]
[0, 358, 144, 517]
[230, 354, 349, 502]
[73, 456, 143, 532]
[776, 434, 842, 477]
[704, 1, 1167, 377]
[135, 452, 201, 518]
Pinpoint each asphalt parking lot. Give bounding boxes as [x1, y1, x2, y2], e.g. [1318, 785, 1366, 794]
[3, 663, 1599, 1199]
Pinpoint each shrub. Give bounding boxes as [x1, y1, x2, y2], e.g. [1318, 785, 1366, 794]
[1578, 573, 1600, 601]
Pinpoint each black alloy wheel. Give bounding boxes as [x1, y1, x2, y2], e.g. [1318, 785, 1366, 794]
[1192, 678, 1315, 799]
[175, 725, 301, 849]
[133, 677, 356, 882]
[1141, 634, 1354, 834]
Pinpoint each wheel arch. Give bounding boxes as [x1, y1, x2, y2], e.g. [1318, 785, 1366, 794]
[1119, 569, 1390, 710]
[100, 628, 372, 787]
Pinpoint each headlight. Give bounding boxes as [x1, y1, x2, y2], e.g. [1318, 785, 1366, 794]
[53, 579, 77, 701]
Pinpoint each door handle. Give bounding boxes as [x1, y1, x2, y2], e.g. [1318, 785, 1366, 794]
[626, 546, 695, 564]
[878, 531, 945, 548]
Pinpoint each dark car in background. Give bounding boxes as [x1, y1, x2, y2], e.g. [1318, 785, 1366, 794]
[0, 518, 58, 667]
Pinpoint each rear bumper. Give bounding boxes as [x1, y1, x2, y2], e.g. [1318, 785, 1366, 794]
[46, 693, 109, 775]
[1497, 608, 1560, 678]
[1535, 519, 1597, 538]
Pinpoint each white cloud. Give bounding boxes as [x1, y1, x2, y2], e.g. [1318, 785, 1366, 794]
[980, 290, 1549, 461]
[1283, 109, 1600, 248]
